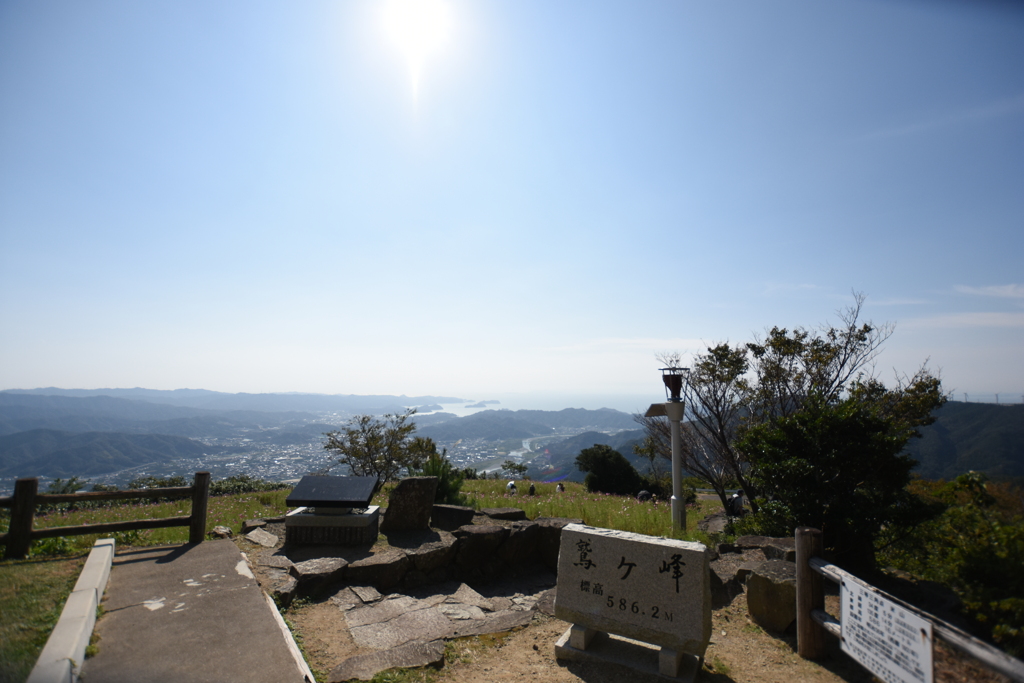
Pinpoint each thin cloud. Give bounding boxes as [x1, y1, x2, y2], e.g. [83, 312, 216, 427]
[860, 94, 1024, 142]
[955, 284, 1024, 299]
[903, 312, 1024, 330]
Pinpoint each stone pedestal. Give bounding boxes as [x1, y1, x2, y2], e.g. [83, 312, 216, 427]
[285, 506, 380, 546]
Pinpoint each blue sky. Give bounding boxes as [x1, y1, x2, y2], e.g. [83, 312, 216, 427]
[1, 0, 1022, 407]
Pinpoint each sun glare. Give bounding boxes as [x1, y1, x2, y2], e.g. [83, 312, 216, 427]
[383, 0, 452, 100]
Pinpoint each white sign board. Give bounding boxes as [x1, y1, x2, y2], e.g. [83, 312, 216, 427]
[841, 578, 933, 683]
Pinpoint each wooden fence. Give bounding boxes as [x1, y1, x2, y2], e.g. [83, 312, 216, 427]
[0, 472, 210, 560]
[795, 526, 1024, 682]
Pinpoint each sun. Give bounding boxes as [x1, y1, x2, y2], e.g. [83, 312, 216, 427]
[383, 0, 452, 100]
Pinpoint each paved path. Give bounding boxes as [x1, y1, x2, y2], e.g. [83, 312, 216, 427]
[81, 540, 311, 683]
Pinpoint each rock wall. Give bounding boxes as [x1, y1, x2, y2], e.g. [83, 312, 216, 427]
[273, 507, 582, 602]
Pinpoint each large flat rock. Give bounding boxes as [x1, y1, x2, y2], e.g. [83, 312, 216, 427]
[348, 606, 455, 650]
[327, 639, 446, 682]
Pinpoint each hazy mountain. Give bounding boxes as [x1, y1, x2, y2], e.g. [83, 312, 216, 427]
[0, 429, 210, 479]
[0, 392, 314, 436]
[417, 408, 636, 442]
[2, 388, 469, 415]
[418, 411, 556, 441]
[904, 401, 1024, 481]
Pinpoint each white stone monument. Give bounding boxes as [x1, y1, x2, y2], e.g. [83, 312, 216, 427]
[554, 524, 711, 681]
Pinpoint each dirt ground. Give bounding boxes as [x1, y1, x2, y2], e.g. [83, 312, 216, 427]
[285, 575, 1010, 683]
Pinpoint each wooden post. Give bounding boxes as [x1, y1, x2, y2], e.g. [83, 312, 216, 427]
[189, 471, 211, 544]
[796, 526, 826, 659]
[6, 478, 39, 560]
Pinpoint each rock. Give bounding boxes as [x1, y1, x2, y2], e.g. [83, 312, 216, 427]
[351, 585, 383, 603]
[403, 532, 458, 574]
[447, 609, 535, 638]
[241, 519, 266, 534]
[257, 554, 294, 570]
[271, 575, 298, 608]
[290, 557, 348, 584]
[346, 548, 411, 589]
[380, 477, 438, 533]
[209, 525, 233, 539]
[746, 559, 797, 633]
[533, 517, 584, 571]
[763, 537, 796, 562]
[697, 510, 729, 535]
[734, 535, 770, 550]
[347, 604, 454, 650]
[327, 639, 446, 682]
[479, 507, 528, 521]
[449, 583, 494, 612]
[709, 565, 744, 608]
[431, 504, 476, 531]
[497, 521, 540, 565]
[453, 525, 509, 573]
[535, 588, 556, 616]
[245, 528, 279, 548]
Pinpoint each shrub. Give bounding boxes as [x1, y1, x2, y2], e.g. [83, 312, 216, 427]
[882, 473, 1024, 656]
[575, 444, 642, 496]
[411, 445, 467, 505]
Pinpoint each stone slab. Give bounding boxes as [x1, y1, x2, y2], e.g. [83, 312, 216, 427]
[348, 606, 454, 650]
[286, 475, 377, 508]
[447, 609, 535, 638]
[258, 554, 294, 570]
[245, 528, 280, 547]
[327, 639, 446, 683]
[554, 627, 701, 683]
[554, 524, 711, 658]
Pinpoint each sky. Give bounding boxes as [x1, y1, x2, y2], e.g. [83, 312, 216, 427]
[1, 0, 1022, 409]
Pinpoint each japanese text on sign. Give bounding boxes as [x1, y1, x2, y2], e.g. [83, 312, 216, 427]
[841, 578, 933, 683]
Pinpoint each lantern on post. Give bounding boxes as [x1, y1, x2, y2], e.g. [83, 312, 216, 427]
[646, 365, 689, 531]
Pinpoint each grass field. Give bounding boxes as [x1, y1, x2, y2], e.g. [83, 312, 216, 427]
[0, 554, 86, 683]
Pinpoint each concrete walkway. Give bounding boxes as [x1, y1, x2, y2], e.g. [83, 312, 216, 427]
[81, 540, 312, 683]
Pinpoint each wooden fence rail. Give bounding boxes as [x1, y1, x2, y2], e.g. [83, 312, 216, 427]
[0, 472, 210, 560]
[795, 526, 1024, 683]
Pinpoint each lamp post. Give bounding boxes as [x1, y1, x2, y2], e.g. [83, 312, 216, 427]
[646, 365, 689, 532]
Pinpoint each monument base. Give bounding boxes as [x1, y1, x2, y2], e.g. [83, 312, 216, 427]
[285, 506, 380, 546]
[554, 627, 702, 683]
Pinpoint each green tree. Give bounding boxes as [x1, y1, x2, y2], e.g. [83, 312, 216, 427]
[323, 409, 425, 483]
[410, 437, 467, 505]
[501, 460, 528, 479]
[575, 444, 642, 496]
[46, 477, 86, 495]
[737, 366, 945, 571]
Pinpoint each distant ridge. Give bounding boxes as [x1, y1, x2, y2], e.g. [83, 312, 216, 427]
[904, 401, 1024, 480]
[0, 429, 209, 479]
[1, 388, 470, 415]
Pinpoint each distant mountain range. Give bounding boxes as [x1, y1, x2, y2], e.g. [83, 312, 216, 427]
[417, 408, 636, 441]
[2, 388, 469, 415]
[0, 390, 1019, 485]
[0, 429, 210, 479]
[903, 401, 1024, 480]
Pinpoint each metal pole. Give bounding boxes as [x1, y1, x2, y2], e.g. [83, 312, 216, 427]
[664, 401, 686, 531]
